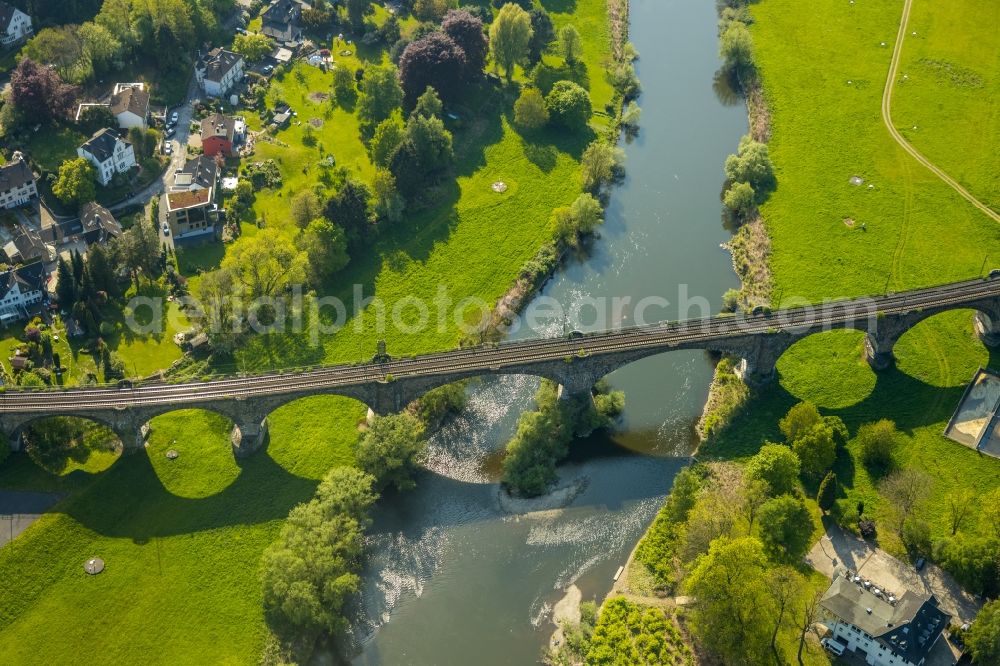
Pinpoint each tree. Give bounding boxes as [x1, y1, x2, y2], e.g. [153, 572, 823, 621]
[724, 181, 756, 218]
[355, 413, 427, 492]
[324, 179, 372, 246]
[345, 0, 371, 31]
[967, 600, 1000, 664]
[779, 401, 821, 443]
[545, 80, 592, 130]
[580, 140, 624, 193]
[442, 9, 488, 76]
[791, 422, 837, 482]
[413, 0, 452, 22]
[77, 104, 116, 134]
[684, 537, 775, 664]
[983, 487, 1000, 539]
[768, 567, 806, 661]
[746, 443, 800, 496]
[79, 21, 122, 74]
[290, 190, 322, 229]
[371, 168, 405, 224]
[513, 86, 548, 130]
[86, 244, 116, 298]
[527, 8, 555, 63]
[55, 256, 76, 307]
[879, 469, 931, 534]
[551, 193, 603, 247]
[411, 85, 443, 120]
[758, 495, 814, 561]
[53, 158, 97, 206]
[720, 21, 754, 73]
[232, 32, 271, 63]
[398, 32, 468, 106]
[22, 26, 89, 83]
[370, 114, 406, 167]
[220, 228, 307, 301]
[795, 589, 823, 666]
[298, 218, 349, 286]
[10, 58, 78, 123]
[357, 64, 404, 133]
[857, 419, 899, 473]
[817, 471, 838, 513]
[934, 535, 1000, 598]
[946, 488, 976, 536]
[606, 61, 640, 100]
[489, 3, 532, 81]
[558, 24, 581, 64]
[725, 134, 774, 191]
[332, 65, 356, 106]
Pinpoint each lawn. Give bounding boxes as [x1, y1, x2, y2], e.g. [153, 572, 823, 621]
[701, 0, 1000, 557]
[0, 397, 367, 664]
[23, 125, 86, 174]
[889, 0, 1000, 213]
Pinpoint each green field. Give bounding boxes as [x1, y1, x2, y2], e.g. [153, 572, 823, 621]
[890, 0, 1000, 213]
[0, 398, 366, 663]
[702, 0, 1000, 557]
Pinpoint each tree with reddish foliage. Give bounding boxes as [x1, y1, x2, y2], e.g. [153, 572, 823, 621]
[9, 58, 77, 124]
[442, 9, 488, 77]
[398, 32, 468, 107]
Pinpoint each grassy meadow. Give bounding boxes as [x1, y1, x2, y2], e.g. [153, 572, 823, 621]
[702, 0, 1000, 558]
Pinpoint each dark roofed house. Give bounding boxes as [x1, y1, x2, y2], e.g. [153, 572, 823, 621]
[0, 2, 32, 48]
[0, 156, 37, 209]
[0, 261, 46, 324]
[79, 202, 122, 245]
[110, 83, 150, 129]
[195, 48, 245, 98]
[77, 128, 137, 186]
[262, 0, 303, 43]
[819, 572, 949, 666]
[2, 225, 51, 265]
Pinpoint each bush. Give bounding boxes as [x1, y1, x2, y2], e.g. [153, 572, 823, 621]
[745, 443, 800, 496]
[580, 140, 625, 193]
[724, 134, 774, 192]
[356, 413, 427, 492]
[758, 494, 814, 561]
[513, 87, 548, 130]
[856, 419, 899, 473]
[723, 181, 755, 218]
[545, 80, 592, 131]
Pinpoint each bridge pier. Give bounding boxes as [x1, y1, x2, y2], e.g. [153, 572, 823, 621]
[231, 418, 269, 459]
[864, 332, 895, 370]
[975, 310, 1000, 347]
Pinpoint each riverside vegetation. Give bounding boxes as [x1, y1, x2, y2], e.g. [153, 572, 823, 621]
[0, 0, 639, 661]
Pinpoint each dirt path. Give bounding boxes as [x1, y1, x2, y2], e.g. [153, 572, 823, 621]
[881, 0, 1000, 224]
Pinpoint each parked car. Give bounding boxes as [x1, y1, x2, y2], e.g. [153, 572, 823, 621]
[165, 128, 175, 138]
[170, 111, 179, 123]
[162, 223, 170, 236]
[163, 143, 172, 155]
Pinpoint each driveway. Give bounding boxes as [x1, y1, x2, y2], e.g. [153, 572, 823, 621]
[806, 523, 981, 624]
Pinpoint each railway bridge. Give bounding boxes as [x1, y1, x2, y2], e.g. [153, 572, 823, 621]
[4, 277, 1000, 457]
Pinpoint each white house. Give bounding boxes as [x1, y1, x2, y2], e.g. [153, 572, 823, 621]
[819, 572, 949, 666]
[110, 83, 150, 130]
[195, 48, 245, 98]
[0, 155, 36, 209]
[77, 128, 136, 186]
[0, 262, 45, 325]
[0, 2, 32, 49]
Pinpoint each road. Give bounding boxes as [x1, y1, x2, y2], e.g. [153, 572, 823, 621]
[881, 0, 1000, 224]
[3, 276, 1000, 415]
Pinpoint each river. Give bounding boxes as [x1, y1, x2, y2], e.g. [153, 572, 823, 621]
[351, 0, 748, 662]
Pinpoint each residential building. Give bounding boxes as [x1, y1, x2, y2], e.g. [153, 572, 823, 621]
[0, 261, 45, 325]
[262, 0, 303, 43]
[77, 128, 137, 186]
[200, 112, 245, 157]
[0, 156, 37, 209]
[161, 156, 220, 242]
[79, 202, 122, 245]
[0, 2, 32, 49]
[819, 572, 949, 666]
[110, 83, 150, 130]
[195, 48, 245, 98]
[2, 225, 52, 265]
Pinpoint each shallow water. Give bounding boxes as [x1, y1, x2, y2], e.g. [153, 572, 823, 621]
[351, 0, 748, 662]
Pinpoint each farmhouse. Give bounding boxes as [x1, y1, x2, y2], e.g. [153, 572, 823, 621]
[195, 48, 245, 98]
[0, 156, 37, 209]
[0, 2, 32, 48]
[77, 129, 137, 186]
[261, 0, 304, 43]
[819, 572, 949, 666]
[110, 83, 150, 130]
[0, 261, 45, 325]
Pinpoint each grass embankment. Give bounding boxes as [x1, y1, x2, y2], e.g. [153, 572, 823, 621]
[0, 398, 365, 663]
[701, 0, 1000, 559]
[889, 0, 1000, 214]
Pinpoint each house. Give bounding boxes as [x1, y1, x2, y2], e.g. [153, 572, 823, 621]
[261, 0, 303, 43]
[161, 156, 220, 242]
[77, 128, 137, 186]
[819, 572, 949, 666]
[79, 202, 122, 245]
[200, 112, 245, 158]
[2, 225, 52, 265]
[110, 83, 150, 130]
[195, 48, 245, 98]
[271, 107, 292, 129]
[0, 155, 37, 209]
[0, 261, 46, 325]
[0, 2, 32, 49]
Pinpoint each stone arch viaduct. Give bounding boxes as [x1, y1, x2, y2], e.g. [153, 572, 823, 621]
[3, 277, 1000, 458]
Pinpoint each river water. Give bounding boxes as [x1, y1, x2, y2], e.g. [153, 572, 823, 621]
[351, 0, 747, 662]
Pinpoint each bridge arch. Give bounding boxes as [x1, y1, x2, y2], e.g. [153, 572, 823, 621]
[144, 408, 242, 498]
[263, 394, 370, 480]
[4, 414, 124, 475]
